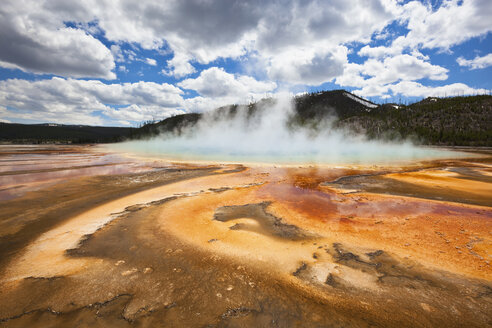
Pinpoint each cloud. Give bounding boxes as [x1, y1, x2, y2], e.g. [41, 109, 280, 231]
[4, 0, 488, 84]
[182, 96, 237, 114]
[0, 77, 185, 125]
[333, 63, 366, 88]
[105, 104, 185, 125]
[179, 67, 276, 99]
[352, 81, 488, 99]
[358, 44, 402, 59]
[353, 84, 391, 98]
[368, 54, 448, 84]
[0, 73, 277, 125]
[177, 67, 278, 114]
[88, 0, 262, 77]
[257, 0, 396, 53]
[0, 0, 116, 79]
[457, 53, 492, 70]
[145, 58, 157, 66]
[111, 45, 125, 63]
[255, 0, 397, 85]
[389, 81, 488, 98]
[359, 1, 492, 60]
[8, 0, 397, 81]
[0, 106, 11, 122]
[267, 46, 347, 85]
[336, 53, 448, 96]
[395, 0, 492, 51]
[162, 53, 196, 78]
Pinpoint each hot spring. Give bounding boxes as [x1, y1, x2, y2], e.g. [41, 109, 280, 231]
[106, 96, 473, 165]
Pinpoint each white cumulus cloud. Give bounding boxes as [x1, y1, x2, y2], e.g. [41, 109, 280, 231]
[389, 81, 488, 98]
[457, 53, 492, 70]
[0, 78, 185, 125]
[0, 0, 116, 79]
[336, 53, 449, 97]
[179, 67, 276, 100]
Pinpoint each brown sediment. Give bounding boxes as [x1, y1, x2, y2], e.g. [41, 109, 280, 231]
[0, 146, 240, 271]
[213, 202, 314, 240]
[322, 163, 492, 207]
[2, 183, 490, 327]
[0, 145, 491, 327]
[0, 167, 258, 281]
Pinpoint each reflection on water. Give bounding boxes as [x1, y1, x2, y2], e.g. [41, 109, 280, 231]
[0, 145, 161, 201]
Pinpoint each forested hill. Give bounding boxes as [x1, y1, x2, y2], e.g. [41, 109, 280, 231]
[134, 91, 491, 147]
[0, 123, 134, 144]
[337, 95, 491, 146]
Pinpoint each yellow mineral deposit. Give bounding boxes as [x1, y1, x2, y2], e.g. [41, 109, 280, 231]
[0, 145, 490, 327]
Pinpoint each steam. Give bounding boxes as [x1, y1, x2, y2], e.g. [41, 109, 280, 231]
[111, 93, 465, 164]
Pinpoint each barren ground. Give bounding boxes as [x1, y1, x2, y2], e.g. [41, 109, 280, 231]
[0, 145, 490, 327]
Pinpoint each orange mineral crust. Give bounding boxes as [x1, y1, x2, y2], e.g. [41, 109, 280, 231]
[158, 170, 491, 281]
[0, 145, 491, 327]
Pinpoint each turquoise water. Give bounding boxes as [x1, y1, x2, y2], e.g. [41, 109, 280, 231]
[106, 137, 471, 165]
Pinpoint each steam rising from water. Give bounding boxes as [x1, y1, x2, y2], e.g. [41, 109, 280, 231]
[111, 94, 467, 164]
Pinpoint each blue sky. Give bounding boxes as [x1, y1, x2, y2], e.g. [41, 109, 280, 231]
[0, 0, 491, 126]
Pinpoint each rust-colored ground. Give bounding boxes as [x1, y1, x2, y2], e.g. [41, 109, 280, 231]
[0, 145, 490, 327]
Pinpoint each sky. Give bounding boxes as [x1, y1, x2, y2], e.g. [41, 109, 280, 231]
[0, 0, 491, 126]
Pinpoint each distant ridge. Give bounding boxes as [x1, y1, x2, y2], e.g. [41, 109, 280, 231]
[1, 90, 490, 146]
[0, 122, 133, 144]
[294, 89, 378, 121]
